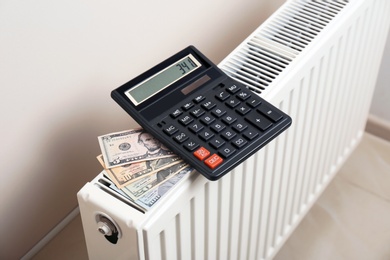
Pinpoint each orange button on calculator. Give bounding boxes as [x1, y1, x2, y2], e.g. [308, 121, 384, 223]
[193, 147, 210, 160]
[204, 154, 223, 169]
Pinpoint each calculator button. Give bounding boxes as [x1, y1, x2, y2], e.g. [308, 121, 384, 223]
[211, 107, 226, 118]
[183, 139, 199, 151]
[226, 98, 241, 108]
[219, 145, 236, 158]
[173, 132, 189, 143]
[182, 102, 194, 111]
[237, 91, 251, 101]
[202, 100, 216, 110]
[236, 105, 251, 115]
[221, 130, 237, 141]
[190, 108, 205, 118]
[210, 122, 226, 133]
[204, 154, 223, 169]
[188, 122, 204, 133]
[247, 98, 261, 108]
[209, 137, 226, 149]
[193, 95, 205, 103]
[200, 115, 215, 125]
[199, 130, 214, 141]
[227, 84, 240, 94]
[243, 128, 259, 140]
[232, 137, 248, 148]
[232, 122, 247, 132]
[163, 124, 179, 136]
[178, 115, 194, 126]
[194, 147, 210, 160]
[222, 114, 237, 125]
[245, 113, 272, 131]
[215, 90, 230, 101]
[257, 105, 283, 122]
[171, 108, 183, 118]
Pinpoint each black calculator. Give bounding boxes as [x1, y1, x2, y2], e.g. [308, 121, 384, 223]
[111, 46, 292, 180]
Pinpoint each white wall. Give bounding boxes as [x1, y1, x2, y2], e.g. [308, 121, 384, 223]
[0, 0, 285, 258]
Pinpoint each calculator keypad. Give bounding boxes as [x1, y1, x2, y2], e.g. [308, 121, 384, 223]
[158, 83, 286, 176]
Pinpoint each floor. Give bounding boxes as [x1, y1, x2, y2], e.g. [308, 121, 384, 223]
[32, 132, 390, 260]
[274, 132, 390, 260]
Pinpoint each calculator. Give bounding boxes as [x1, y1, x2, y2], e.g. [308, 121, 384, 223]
[111, 46, 292, 180]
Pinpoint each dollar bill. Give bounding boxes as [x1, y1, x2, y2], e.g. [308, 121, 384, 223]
[98, 129, 175, 169]
[102, 167, 194, 212]
[136, 166, 194, 210]
[121, 162, 188, 200]
[97, 154, 182, 188]
[101, 171, 147, 212]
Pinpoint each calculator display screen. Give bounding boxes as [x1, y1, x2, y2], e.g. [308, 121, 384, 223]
[126, 54, 202, 106]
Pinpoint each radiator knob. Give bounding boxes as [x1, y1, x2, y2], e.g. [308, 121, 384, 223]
[95, 213, 120, 244]
[97, 222, 113, 236]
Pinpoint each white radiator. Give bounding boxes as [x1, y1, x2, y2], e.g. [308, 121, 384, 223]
[77, 0, 390, 259]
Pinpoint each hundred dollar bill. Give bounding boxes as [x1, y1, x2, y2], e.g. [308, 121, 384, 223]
[98, 129, 175, 169]
[97, 154, 182, 188]
[122, 162, 188, 200]
[136, 166, 194, 210]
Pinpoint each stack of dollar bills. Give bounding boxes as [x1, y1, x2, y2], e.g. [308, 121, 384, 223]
[98, 128, 194, 211]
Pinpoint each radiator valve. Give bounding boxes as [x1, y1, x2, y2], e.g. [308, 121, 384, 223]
[95, 213, 120, 244]
[97, 218, 115, 236]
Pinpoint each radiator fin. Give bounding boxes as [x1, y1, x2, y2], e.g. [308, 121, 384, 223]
[220, 0, 349, 93]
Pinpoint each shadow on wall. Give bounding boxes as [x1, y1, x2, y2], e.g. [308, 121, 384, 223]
[1, 92, 137, 259]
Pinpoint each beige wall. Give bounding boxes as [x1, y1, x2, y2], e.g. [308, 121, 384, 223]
[0, 0, 285, 258]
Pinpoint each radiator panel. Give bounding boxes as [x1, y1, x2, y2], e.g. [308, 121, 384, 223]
[78, 0, 390, 259]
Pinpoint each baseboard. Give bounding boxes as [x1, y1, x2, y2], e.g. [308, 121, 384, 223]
[365, 114, 390, 142]
[21, 207, 80, 260]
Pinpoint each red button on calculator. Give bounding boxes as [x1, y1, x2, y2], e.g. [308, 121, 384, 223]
[204, 154, 223, 169]
[193, 147, 210, 160]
